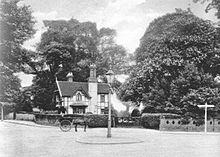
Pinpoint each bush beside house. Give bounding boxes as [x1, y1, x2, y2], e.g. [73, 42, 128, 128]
[131, 108, 141, 117]
[87, 114, 110, 128]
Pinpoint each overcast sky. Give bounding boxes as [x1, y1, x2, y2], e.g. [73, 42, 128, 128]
[22, 0, 217, 53]
[19, 0, 217, 87]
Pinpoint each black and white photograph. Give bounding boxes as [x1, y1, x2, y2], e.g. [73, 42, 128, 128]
[0, 0, 220, 156]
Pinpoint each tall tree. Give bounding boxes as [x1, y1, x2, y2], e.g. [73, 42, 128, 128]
[0, 0, 35, 112]
[29, 19, 96, 109]
[0, 0, 35, 72]
[30, 18, 132, 110]
[97, 27, 133, 75]
[119, 10, 220, 117]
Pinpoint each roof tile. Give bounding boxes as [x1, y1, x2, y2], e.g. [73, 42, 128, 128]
[57, 81, 110, 97]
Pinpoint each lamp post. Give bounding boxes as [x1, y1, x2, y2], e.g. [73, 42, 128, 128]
[0, 94, 4, 121]
[106, 69, 114, 138]
[1, 103, 3, 121]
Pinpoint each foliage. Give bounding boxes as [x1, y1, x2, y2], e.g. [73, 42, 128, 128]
[35, 113, 62, 125]
[31, 72, 57, 110]
[29, 19, 96, 109]
[141, 113, 161, 129]
[0, 0, 35, 72]
[118, 75, 145, 103]
[180, 117, 191, 125]
[28, 18, 132, 110]
[141, 113, 181, 129]
[99, 44, 131, 75]
[16, 87, 33, 112]
[87, 114, 114, 128]
[119, 11, 220, 118]
[131, 108, 141, 117]
[0, 0, 35, 113]
[111, 78, 122, 93]
[180, 87, 220, 117]
[141, 105, 156, 114]
[0, 66, 21, 102]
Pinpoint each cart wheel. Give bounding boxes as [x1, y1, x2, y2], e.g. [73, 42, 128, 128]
[60, 120, 71, 132]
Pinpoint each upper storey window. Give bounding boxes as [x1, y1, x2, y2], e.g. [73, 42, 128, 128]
[76, 93, 82, 101]
[100, 94, 105, 102]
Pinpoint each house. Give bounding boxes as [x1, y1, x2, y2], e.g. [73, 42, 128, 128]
[56, 64, 112, 114]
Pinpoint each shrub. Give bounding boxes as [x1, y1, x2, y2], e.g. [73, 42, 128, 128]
[194, 118, 204, 126]
[180, 116, 191, 125]
[141, 105, 156, 114]
[16, 113, 35, 121]
[141, 113, 161, 129]
[131, 108, 141, 117]
[87, 114, 115, 128]
[34, 113, 62, 125]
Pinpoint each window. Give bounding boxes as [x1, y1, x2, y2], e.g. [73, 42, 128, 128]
[100, 94, 105, 102]
[76, 93, 82, 101]
[73, 108, 85, 114]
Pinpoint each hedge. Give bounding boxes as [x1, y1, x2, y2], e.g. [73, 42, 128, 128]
[34, 113, 62, 125]
[6, 112, 116, 128]
[87, 114, 109, 128]
[141, 113, 181, 129]
[34, 113, 114, 128]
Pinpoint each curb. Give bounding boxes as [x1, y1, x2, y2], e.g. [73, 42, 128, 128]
[76, 136, 144, 145]
[160, 131, 220, 135]
[3, 120, 54, 128]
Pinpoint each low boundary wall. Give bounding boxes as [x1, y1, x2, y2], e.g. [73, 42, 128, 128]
[5, 112, 220, 132]
[160, 118, 220, 132]
[5, 112, 35, 121]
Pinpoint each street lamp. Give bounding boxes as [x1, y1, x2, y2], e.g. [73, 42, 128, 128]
[1, 103, 4, 121]
[0, 94, 4, 121]
[106, 69, 114, 138]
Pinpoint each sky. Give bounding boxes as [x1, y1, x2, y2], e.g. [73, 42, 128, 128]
[18, 0, 218, 87]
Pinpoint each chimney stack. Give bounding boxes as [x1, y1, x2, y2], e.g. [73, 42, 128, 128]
[67, 72, 73, 82]
[89, 64, 97, 82]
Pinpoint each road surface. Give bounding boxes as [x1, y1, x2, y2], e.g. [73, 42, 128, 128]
[0, 121, 220, 157]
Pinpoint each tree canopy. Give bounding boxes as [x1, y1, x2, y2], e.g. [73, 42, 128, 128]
[0, 0, 35, 72]
[0, 0, 35, 112]
[119, 10, 220, 118]
[27, 19, 131, 110]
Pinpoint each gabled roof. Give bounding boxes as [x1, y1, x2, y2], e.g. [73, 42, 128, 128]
[57, 81, 89, 98]
[56, 81, 111, 97]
